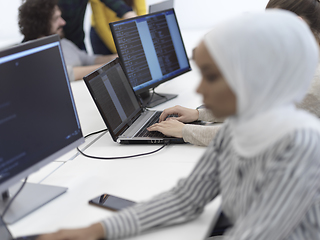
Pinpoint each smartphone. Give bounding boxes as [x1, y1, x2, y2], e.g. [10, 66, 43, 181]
[89, 194, 136, 211]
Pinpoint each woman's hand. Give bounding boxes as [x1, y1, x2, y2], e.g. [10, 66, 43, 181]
[147, 119, 185, 138]
[159, 105, 199, 123]
[36, 223, 105, 240]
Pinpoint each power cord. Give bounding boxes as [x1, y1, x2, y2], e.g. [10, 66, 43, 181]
[77, 129, 169, 160]
[1, 177, 28, 218]
[83, 128, 108, 139]
[77, 142, 168, 160]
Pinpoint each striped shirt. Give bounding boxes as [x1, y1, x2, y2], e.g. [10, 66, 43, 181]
[101, 122, 320, 239]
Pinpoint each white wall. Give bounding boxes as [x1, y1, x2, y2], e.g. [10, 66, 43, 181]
[0, 0, 23, 48]
[0, 0, 269, 50]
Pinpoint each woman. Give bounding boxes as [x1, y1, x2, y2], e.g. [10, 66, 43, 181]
[38, 10, 320, 240]
[149, 0, 320, 147]
[90, 0, 147, 55]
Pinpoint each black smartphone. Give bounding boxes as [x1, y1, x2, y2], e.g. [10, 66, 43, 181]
[89, 194, 136, 211]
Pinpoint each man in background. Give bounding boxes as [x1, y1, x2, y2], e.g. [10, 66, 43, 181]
[18, 0, 117, 81]
[58, 0, 136, 51]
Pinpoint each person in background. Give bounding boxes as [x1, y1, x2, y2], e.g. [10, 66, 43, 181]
[266, 0, 320, 116]
[148, 0, 320, 147]
[18, 0, 117, 81]
[37, 9, 320, 240]
[58, 0, 136, 51]
[90, 0, 147, 55]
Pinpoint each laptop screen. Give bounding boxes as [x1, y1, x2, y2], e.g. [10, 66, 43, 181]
[84, 59, 141, 140]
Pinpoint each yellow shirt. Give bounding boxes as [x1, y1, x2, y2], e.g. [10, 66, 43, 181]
[90, 0, 147, 53]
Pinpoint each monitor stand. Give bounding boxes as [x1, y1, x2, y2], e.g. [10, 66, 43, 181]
[0, 182, 67, 224]
[139, 90, 177, 108]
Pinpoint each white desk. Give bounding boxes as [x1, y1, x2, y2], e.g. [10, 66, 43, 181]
[10, 155, 221, 240]
[9, 30, 221, 240]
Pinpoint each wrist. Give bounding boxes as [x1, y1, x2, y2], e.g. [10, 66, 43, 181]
[195, 109, 200, 120]
[88, 223, 106, 239]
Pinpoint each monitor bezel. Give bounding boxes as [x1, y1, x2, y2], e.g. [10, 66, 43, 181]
[0, 35, 84, 195]
[109, 8, 191, 96]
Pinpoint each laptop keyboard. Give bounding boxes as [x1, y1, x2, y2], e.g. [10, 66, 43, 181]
[135, 112, 177, 138]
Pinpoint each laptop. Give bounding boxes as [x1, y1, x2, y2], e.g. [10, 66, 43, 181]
[0, 216, 38, 240]
[83, 58, 185, 144]
[149, 0, 174, 13]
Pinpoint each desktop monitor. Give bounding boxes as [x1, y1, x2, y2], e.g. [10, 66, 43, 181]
[149, 0, 174, 13]
[0, 35, 84, 224]
[110, 8, 191, 107]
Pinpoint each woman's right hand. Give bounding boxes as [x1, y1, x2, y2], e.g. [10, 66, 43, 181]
[159, 105, 199, 123]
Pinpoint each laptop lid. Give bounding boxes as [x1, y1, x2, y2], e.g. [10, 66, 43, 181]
[149, 0, 174, 13]
[83, 58, 143, 142]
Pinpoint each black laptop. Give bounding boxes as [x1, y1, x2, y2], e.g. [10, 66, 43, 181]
[0, 216, 38, 240]
[83, 58, 185, 144]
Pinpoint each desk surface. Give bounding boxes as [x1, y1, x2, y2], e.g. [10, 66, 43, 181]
[9, 30, 221, 240]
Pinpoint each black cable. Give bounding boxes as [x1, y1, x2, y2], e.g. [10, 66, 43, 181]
[77, 142, 169, 160]
[1, 177, 28, 218]
[78, 126, 169, 160]
[83, 128, 108, 139]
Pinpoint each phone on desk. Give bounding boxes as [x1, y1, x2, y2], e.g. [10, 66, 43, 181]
[89, 194, 136, 211]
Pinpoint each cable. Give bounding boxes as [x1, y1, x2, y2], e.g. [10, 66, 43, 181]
[83, 128, 108, 139]
[77, 142, 169, 160]
[1, 177, 28, 218]
[78, 126, 169, 160]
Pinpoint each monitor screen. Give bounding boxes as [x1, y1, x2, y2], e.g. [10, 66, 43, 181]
[0, 35, 84, 223]
[110, 9, 191, 107]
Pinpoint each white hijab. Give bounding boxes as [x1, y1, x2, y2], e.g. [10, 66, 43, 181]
[203, 10, 320, 157]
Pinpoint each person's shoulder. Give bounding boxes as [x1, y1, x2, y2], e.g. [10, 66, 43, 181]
[291, 128, 320, 150]
[270, 128, 320, 162]
[262, 128, 320, 178]
[60, 38, 81, 51]
[60, 38, 73, 46]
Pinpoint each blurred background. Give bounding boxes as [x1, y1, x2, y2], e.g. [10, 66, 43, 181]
[0, 0, 270, 53]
